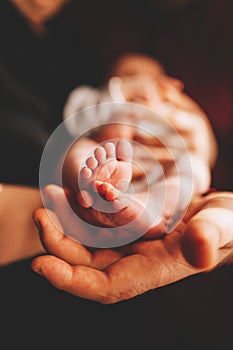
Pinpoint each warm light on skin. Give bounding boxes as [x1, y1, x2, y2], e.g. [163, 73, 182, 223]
[10, 0, 70, 35]
[10, 0, 69, 24]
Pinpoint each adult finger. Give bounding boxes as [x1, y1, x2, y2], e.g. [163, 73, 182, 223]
[31, 231, 201, 304]
[31, 253, 151, 304]
[32, 203, 123, 269]
[180, 192, 233, 269]
[33, 207, 93, 266]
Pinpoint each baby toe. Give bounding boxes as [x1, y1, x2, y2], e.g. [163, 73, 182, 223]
[94, 146, 106, 164]
[80, 166, 92, 180]
[116, 140, 133, 162]
[86, 155, 98, 170]
[97, 182, 118, 202]
[112, 192, 131, 211]
[104, 142, 116, 159]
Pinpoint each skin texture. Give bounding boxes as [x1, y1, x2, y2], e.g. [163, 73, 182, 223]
[31, 188, 233, 304]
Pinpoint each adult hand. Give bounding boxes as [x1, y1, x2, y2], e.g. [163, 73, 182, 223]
[31, 186, 233, 304]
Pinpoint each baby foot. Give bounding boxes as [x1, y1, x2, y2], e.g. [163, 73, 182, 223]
[78, 140, 133, 210]
[77, 139, 151, 231]
[76, 139, 178, 239]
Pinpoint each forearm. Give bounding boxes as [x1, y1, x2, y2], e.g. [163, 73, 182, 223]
[0, 184, 44, 266]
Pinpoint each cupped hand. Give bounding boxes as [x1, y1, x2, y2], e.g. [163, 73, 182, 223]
[31, 186, 233, 304]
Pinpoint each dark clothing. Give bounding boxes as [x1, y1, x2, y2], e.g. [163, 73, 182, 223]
[0, 0, 104, 186]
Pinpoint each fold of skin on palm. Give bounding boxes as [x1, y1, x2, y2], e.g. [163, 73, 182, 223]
[31, 187, 233, 304]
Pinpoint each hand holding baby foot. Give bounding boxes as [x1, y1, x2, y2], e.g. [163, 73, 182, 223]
[31, 191, 233, 304]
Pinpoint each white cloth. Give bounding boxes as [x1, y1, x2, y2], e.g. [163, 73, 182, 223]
[62, 77, 127, 137]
